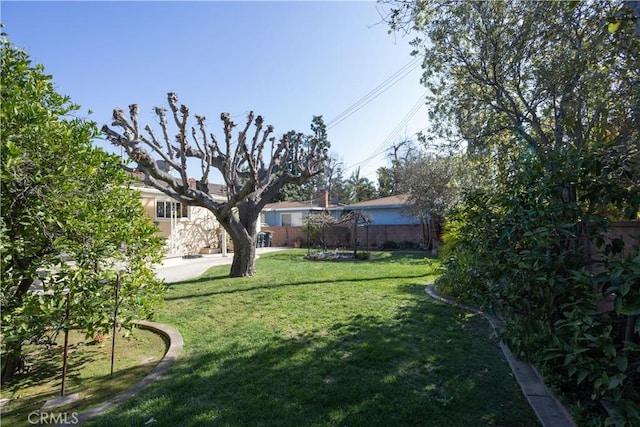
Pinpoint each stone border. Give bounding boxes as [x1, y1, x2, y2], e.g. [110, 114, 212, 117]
[58, 320, 183, 425]
[425, 285, 577, 427]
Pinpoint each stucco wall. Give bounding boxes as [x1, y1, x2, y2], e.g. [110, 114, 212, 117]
[140, 194, 222, 256]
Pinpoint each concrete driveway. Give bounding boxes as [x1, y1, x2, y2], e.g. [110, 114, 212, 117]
[154, 247, 287, 283]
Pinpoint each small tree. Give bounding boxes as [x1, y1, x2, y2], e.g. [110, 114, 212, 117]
[102, 94, 328, 277]
[304, 210, 370, 256]
[398, 154, 463, 250]
[1, 35, 165, 382]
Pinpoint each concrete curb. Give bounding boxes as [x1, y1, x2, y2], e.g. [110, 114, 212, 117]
[58, 321, 183, 425]
[424, 285, 576, 427]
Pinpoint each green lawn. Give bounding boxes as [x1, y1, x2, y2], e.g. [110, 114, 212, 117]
[86, 250, 539, 426]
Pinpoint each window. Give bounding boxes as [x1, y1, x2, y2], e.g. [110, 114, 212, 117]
[281, 213, 292, 226]
[156, 201, 189, 219]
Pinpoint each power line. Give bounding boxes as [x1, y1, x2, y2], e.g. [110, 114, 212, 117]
[380, 90, 427, 147]
[326, 57, 421, 130]
[345, 90, 428, 173]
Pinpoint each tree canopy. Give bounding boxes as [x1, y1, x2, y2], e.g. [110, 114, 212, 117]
[1, 34, 165, 381]
[272, 116, 331, 202]
[384, 0, 639, 166]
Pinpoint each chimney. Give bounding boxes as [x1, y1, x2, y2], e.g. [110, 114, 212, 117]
[319, 190, 329, 208]
[188, 177, 196, 189]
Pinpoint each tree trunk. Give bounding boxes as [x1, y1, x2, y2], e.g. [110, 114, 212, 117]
[1, 343, 23, 383]
[420, 215, 432, 251]
[221, 202, 259, 277]
[230, 238, 257, 277]
[2, 275, 34, 381]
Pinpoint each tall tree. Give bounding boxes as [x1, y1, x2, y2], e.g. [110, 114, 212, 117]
[103, 95, 328, 277]
[384, 0, 639, 163]
[376, 166, 396, 198]
[384, 0, 640, 254]
[1, 35, 165, 381]
[327, 157, 349, 204]
[345, 167, 377, 203]
[378, 139, 418, 197]
[273, 116, 331, 202]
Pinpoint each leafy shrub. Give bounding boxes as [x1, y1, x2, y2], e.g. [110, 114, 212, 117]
[399, 240, 417, 249]
[381, 241, 399, 249]
[436, 143, 640, 425]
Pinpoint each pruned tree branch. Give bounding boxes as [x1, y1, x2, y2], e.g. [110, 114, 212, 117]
[102, 92, 328, 277]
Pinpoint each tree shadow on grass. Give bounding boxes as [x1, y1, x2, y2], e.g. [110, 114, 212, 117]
[86, 290, 538, 427]
[163, 273, 429, 302]
[166, 252, 433, 290]
[2, 361, 162, 426]
[167, 273, 231, 287]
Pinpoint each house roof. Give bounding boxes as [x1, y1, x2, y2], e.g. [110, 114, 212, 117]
[129, 171, 227, 197]
[263, 199, 339, 211]
[264, 194, 412, 212]
[344, 194, 411, 209]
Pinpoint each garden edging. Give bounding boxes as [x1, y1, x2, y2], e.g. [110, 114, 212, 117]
[424, 285, 576, 427]
[58, 320, 183, 425]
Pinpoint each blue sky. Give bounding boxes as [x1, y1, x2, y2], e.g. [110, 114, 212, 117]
[2, 1, 428, 184]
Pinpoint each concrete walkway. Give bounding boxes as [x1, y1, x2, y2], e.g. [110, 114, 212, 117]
[154, 247, 287, 282]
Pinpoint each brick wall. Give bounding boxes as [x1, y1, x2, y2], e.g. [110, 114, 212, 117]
[262, 224, 426, 248]
[354, 224, 424, 248]
[261, 226, 306, 247]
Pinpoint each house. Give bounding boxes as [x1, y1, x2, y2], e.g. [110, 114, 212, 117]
[261, 191, 336, 227]
[262, 192, 427, 249]
[260, 191, 337, 247]
[342, 194, 420, 226]
[131, 175, 229, 257]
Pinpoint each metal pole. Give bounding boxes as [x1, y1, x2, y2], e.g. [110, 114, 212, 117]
[307, 213, 311, 256]
[110, 273, 120, 377]
[221, 228, 227, 257]
[61, 291, 70, 396]
[353, 217, 358, 257]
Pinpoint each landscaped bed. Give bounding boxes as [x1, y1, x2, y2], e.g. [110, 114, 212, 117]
[304, 250, 371, 261]
[84, 250, 539, 426]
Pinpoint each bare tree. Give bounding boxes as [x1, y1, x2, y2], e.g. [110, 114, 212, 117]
[102, 93, 328, 277]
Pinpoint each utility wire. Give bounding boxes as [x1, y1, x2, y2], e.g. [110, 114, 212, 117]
[380, 90, 427, 147]
[345, 90, 428, 173]
[326, 57, 421, 130]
